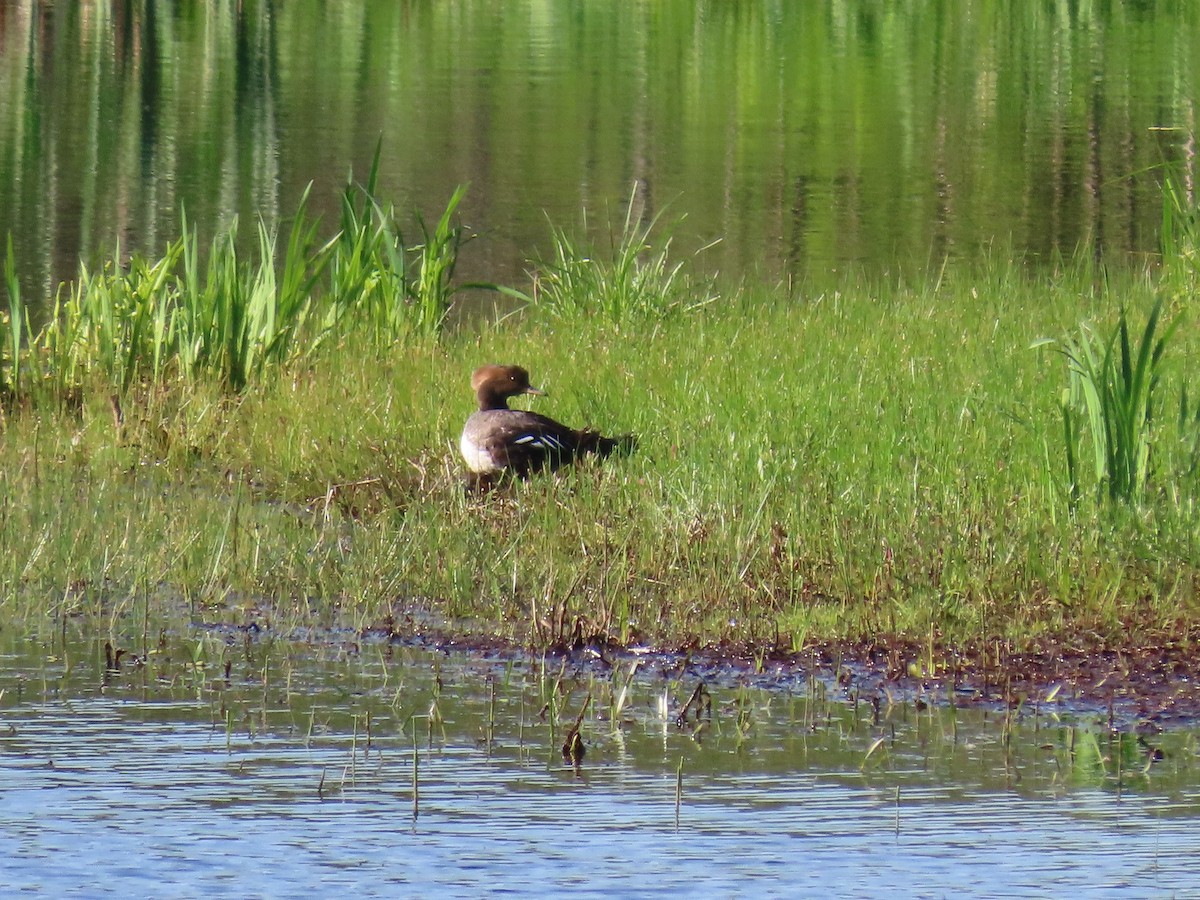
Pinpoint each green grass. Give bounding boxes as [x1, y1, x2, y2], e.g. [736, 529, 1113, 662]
[2, 235, 26, 408]
[1046, 295, 1184, 507]
[2, 152, 505, 407]
[530, 186, 715, 323]
[1, 198, 1198, 662]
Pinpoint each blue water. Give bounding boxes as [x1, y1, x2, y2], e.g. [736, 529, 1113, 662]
[3, 642, 1198, 897]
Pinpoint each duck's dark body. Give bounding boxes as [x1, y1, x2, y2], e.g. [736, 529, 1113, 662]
[459, 365, 634, 477]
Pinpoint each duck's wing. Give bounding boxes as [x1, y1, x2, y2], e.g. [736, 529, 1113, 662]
[470, 410, 581, 475]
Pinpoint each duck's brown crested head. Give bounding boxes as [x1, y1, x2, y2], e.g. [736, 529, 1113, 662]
[470, 364, 546, 409]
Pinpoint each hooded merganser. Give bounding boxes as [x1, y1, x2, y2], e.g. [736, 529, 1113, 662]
[459, 364, 635, 478]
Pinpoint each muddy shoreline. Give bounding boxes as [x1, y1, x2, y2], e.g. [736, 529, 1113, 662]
[333, 615, 1200, 730]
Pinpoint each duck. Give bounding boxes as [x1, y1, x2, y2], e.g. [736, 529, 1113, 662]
[459, 364, 635, 478]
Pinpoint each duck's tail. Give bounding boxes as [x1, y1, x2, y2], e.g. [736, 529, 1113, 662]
[577, 430, 637, 460]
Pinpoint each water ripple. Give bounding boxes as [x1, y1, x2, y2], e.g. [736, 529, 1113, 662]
[3, 647, 1200, 897]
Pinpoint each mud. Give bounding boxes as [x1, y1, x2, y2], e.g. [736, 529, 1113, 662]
[339, 614, 1200, 731]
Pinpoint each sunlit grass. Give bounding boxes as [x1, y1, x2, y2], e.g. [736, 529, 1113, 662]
[1, 190, 1198, 662]
[1043, 296, 1188, 507]
[2, 162, 491, 409]
[530, 186, 716, 322]
[1, 235, 26, 408]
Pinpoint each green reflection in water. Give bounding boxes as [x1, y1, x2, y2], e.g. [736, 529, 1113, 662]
[1, 0, 1197, 307]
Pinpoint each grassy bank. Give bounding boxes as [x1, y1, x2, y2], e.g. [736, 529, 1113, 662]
[2, 191, 1199, 664]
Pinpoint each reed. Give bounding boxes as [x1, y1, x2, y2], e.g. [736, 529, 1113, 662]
[1159, 170, 1200, 302]
[4, 169, 481, 406]
[1, 235, 25, 406]
[675, 756, 684, 829]
[1051, 296, 1181, 506]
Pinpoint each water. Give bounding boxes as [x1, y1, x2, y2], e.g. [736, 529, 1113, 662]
[2, 0, 1198, 307]
[3, 632, 1199, 896]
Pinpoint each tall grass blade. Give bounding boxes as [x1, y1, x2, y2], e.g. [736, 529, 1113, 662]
[1053, 295, 1180, 506]
[531, 184, 712, 323]
[2, 235, 23, 400]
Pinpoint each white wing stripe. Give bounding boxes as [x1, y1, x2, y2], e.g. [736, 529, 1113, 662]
[513, 433, 566, 451]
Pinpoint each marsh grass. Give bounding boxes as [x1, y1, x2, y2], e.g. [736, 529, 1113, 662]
[531, 186, 716, 322]
[1, 203, 1198, 661]
[1, 235, 26, 412]
[328, 158, 513, 341]
[1036, 173, 1200, 511]
[1049, 296, 1182, 506]
[1160, 171, 1200, 302]
[33, 216, 295, 397]
[2, 166, 489, 409]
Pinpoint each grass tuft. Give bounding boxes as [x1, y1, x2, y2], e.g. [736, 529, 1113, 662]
[6, 160, 485, 405]
[530, 185, 715, 323]
[2, 235, 26, 409]
[1050, 296, 1182, 507]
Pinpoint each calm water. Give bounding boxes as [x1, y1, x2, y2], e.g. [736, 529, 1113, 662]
[1, 0, 1198, 307]
[3, 630, 1200, 896]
